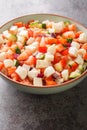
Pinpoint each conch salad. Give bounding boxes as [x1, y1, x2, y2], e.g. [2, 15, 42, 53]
[0, 20, 87, 86]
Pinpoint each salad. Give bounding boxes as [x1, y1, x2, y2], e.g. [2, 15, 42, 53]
[0, 19, 87, 86]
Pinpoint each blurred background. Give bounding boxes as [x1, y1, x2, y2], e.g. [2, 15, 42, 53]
[0, 0, 87, 130]
[0, 0, 87, 27]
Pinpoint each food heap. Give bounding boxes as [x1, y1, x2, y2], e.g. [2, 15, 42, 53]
[0, 19, 87, 86]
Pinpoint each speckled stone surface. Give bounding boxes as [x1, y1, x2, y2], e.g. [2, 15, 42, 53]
[0, 0, 87, 130]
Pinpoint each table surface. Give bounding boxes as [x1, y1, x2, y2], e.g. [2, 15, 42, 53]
[0, 0, 87, 130]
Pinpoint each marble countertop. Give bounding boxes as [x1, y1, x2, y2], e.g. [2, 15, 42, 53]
[0, 0, 87, 130]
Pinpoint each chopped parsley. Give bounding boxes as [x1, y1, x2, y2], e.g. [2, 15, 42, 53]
[66, 38, 73, 43]
[64, 21, 70, 26]
[15, 46, 21, 54]
[39, 54, 45, 60]
[42, 23, 46, 29]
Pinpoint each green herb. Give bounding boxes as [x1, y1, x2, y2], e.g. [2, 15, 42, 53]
[14, 60, 20, 67]
[30, 21, 38, 27]
[40, 54, 45, 60]
[66, 38, 73, 43]
[42, 23, 46, 29]
[15, 46, 21, 54]
[64, 21, 70, 26]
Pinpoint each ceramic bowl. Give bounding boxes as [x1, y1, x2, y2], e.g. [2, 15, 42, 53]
[0, 14, 87, 94]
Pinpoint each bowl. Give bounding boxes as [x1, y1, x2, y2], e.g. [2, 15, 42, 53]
[0, 13, 87, 94]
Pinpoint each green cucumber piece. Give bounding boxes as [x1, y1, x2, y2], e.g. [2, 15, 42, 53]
[9, 34, 17, 42]
[69, 70, 81, 79]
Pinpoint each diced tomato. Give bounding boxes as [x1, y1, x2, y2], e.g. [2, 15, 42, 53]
[17, 52, 28, 61]
[83, 53, 87, 61]
[25, 20, 34, 28]
[16, 42, 23, 49]
[46, 80, 57, 86]
[19, 61, 24, 66]
[35, 37, 41, 43]
[40, 68, 45, 74]
[11, 72, 21, 81]
[46, 22, 52, 28]
[61, 49, 69, 55]
[68, 24, 76, 31]
[81, 43, 87, 50]
[70, 62, 78, 71]
[60, 59, 67, 68]
[25, 48, 32, 56]
[65, 62, 78, 72]
[28, 20, 34, 24]
[75, 31, 83, 38]
[14, 22, 24, 28]
[10, 44, 17, 52]
[65, 65, 71, 73]
[63, 31, 75, 39]
[25, 56, 36, 66]
[45, 37, 58, 44]
[38, 46, 47, 53]
[0, 62, 4, 70]
[60, 56, 68, 68]
[53, 52, 61, 64]
[28, 29, 34, 37]
[20, 77, 31, 85]
[62, 27, 69, 33]
[24, 23, 29, 28]
[7, 67, 16, 76]
[56, 44, 66, 52]
[6, 53, 14, 60]
[7, 41, 12, 47]
[57, 36, 67, 44]
[45, 76, 57, 86]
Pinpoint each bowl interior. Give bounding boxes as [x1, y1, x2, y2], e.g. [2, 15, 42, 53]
[0, 14, 87, 94]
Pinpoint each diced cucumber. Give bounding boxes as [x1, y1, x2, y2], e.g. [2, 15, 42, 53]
[78, 63, 87, 73]
[30, 21, 41, 28]
[54, 62, 63, 72]
[83, 62, 87, 70]
[78, 65, 84, 73]
[69, 70, 81, 79]
[9, 34, 17, 42]
[39, 54, 45, 60]
[14, 59, 20, 67]
[64, 21, 70, 26]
